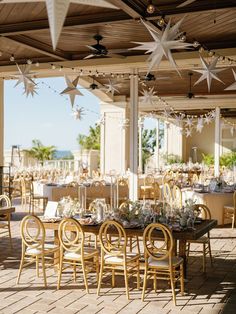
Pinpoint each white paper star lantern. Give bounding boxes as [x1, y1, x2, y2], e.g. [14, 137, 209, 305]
[196, 117, 204, 133]
[24, 82, 38, 97]
[193, 56, 225, 92]
[141, 87, 156, 104]
[102, 79, 121, 96]
[1, 0, 118, 50]
[13, 63, 36, 89]
[60, 76, 83, 107]
[71, 107, 84, 120]
[225, 69, 236, 91]
[130, 18, 193, 74]
[185, 128, 192, 137]
[185, 117, 193, 127]
[204, 115, 212, 124]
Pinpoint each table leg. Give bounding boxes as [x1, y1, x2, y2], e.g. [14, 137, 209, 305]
[54, 230, 59, 270]
[179, 239, 187, 278]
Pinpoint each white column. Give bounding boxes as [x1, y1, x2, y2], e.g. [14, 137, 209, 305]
[164, 121, 169, 159]
[138, 118, 143, 174]
[100, 116, 105, 175]
[129, 71, 139, 201]
[155, 119, 160, 170]
[214, 107, 221, 177]
[0, 79, 4, 195]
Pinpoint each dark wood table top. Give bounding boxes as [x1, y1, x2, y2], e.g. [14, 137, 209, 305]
[41, 219, 217, 241]
[0, 207, 15, 215]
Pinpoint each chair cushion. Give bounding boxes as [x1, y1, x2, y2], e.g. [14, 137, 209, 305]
[26, 243, 58, 255]
[104, 252, 139, 264]
[147, 255, 183, 267]
[64, 247, 98, 261]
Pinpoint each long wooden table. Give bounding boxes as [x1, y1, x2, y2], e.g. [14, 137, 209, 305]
[41, 218, 217, 276]
[0, 206, 15, 215]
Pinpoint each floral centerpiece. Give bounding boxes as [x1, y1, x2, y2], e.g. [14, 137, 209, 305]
[57, 196, 80, 218]
[173, 199, 198, 228]
[113, 200, 143, 228]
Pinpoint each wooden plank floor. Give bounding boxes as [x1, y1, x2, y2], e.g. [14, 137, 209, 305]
[0, 206, 236, 314]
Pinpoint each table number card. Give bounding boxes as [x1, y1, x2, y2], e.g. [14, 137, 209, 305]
[44, 201, 58, 218]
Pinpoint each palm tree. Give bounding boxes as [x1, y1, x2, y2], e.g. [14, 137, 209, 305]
[24, 139, 56, 166]
[77, 125, 100, 150]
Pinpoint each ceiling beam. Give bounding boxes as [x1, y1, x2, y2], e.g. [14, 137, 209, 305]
[0, 10, 130, 36]
[152, 0, 236, 17]
[5, 35, 71, 61]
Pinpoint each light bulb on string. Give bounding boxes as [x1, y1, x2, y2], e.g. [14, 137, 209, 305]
[146, 1, 155, 14]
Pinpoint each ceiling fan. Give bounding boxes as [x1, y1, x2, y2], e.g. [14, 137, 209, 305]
[84, 34, 126, 60]
[186, 72, 207, 99]
[177, 0, 198, 8]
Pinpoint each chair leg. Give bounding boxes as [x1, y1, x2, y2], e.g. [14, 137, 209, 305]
[203, 243, 206, 273]
[208, 242, 213, 266]
[16, 252, 25, 284]
[73, 262, 77, 282]
[153, 272, 157, 292]
[180, 264, 184, 296]
[124, 266, 130, 300]
[57, 254, 63, 290]
[136, 236, 140, 255]
[81, 260, 89, 293]
[170, 269, 176, 306]
[141, 268, 148, 301]
[97, 258, 104, 296]
[112, 269, 115, 287]
[36, 256, 39, 277]
[136, 259, 140, 290]
[186, 242, 190, 262]
[232, 214, 235, 229]
[41, 255, 47, 288]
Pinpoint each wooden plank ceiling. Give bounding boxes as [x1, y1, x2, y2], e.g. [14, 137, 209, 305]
[0, 0, 236, 109]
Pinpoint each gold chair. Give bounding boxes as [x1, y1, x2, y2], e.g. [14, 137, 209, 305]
[187, 204, 213, 272]
[150, 182, 161, 202]
[97, 220, 140, 300]
[20, 178, 31, 210]
[172, 185, 182, 208]
[142, 223, 184, 305]
[0, 194, 13, 248]
[16, 215, 58, 287]
[222, 191, 236, 229]
[29, 181, 48, 214]
[57, 218, 99, 292]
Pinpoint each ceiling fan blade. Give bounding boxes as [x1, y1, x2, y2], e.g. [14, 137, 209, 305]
[86, 45, 99, 52]
[108, 53, 126, 59]
[177, 0, 197, 8]
[83, 54, 96, 59]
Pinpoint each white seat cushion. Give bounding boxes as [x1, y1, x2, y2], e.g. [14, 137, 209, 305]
[148, 255, 183, 267]
[64, 247, 98, 261]
[104, 252, 139, 264]
[26, 243, 58, 255]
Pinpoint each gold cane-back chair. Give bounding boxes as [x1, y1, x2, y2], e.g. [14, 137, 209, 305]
[163, 183, 173, 205]
[97, 220, 140, 300]
[187, 204, 213, 272]
[16, 215, 58, 287]
[0, 194, 13, 248]
[142, 223, 184, 305]
[222, 191, 236, 229]
[57, 218, 99, 292]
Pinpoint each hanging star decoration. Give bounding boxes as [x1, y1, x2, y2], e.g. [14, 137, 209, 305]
[196, 117, 204, 133]
[129, 18, 193, 74]
[60, 76, 83, 107]
[225, 69, 236, 91]
[193, 56, 225, 92]
[185, 117, 193, 128]
[141, 87, 156, 105]
[3, 0, 118, 50]
[71, 107, 85, 121]
[175, 113, 185, 127]
[204, 115, 212, 124]
[102, 79, 121, 96]
[24, 82, 38, 97]
[13, 63, 36, 89]
[185, 128, 192, 137]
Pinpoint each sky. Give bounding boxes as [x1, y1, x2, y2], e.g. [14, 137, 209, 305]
[4, 77, 100, 151]
[4, 76, 156, 152]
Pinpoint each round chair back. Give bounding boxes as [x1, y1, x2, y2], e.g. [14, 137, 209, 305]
[0, 194, 11, 207]
[193, 204, 211, 219]
[20, 215, 45, 250]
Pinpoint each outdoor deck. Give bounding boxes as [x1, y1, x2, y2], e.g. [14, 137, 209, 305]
[0, 209, 236, 314]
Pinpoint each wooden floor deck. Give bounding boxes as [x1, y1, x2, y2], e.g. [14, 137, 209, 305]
[0, 207, 236, 314]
